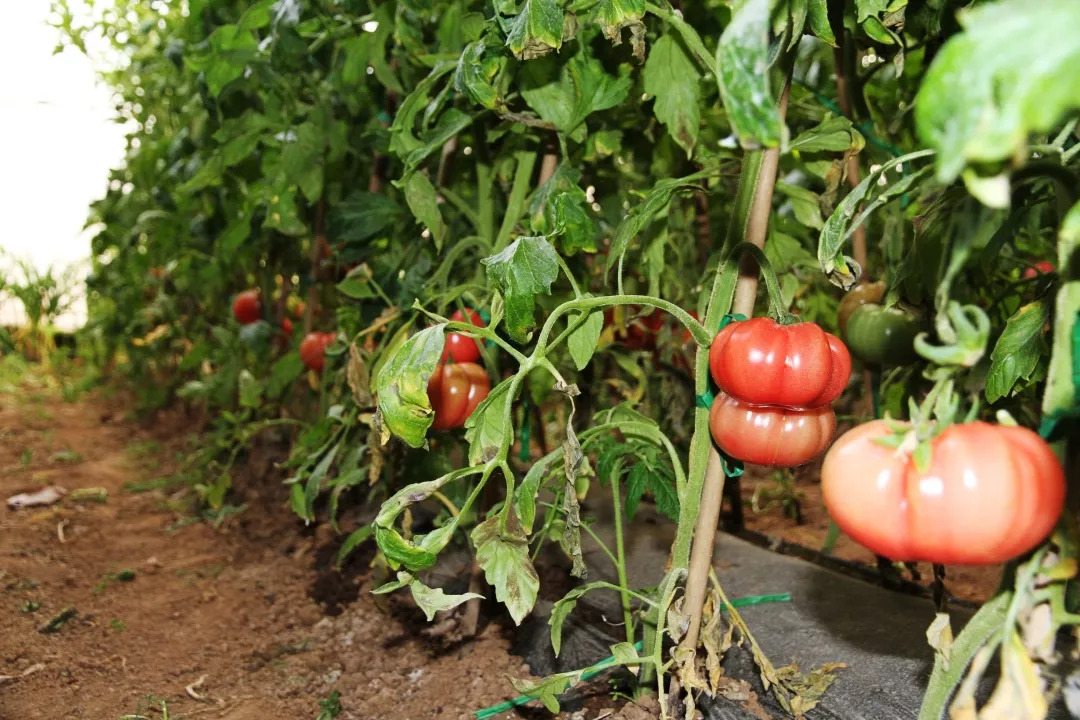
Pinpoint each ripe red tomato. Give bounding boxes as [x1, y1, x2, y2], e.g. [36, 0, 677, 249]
[232, 290, 261, 325]
[428, 362, 490, 430]
[1023, 261, 1055, 279]
[300, 331, 335, 372]
[709, 317, 851, 408]
[821, 420, 1065, 565]
[709, 392, 835, 467]
[442, 309, 484, 363]
[281, 317, 293, 335]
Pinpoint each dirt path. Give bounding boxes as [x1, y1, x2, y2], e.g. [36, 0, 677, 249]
[0, 382, 529, 720]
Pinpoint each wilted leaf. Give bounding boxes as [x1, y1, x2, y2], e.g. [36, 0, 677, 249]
[409, 579, 483, 621]
[375, 325, 444, 447]
[644, 34, 701, 156]
[985, 301, 1049, 403]
[482, 236, 560, 342]
[464, 379, 513, 465]
[472, 508, 539, 625]
[715, 0, 783, 148]
[505, 0, 564, 60]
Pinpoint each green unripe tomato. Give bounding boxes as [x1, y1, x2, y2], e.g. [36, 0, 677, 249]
[844, 304, 921, 366]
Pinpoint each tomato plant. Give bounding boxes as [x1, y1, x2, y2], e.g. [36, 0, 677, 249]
[709, 318, 851, 408]
[232, 290, 260, 325]
[843, 304, 921, 366]
[821, 420, 1064, 565]
[441, 309, 484, 363]
[427, 362, 490, 431]
[709, 392, 835, 468]
[52, 0, 1080, 714]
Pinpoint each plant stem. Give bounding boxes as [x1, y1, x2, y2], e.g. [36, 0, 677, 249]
[611, 471, 635, 646]
[679, 71, 792, 656]
[494, 150, 538, 252]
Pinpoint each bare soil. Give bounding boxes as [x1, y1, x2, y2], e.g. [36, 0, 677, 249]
[0, 382, 533, 720]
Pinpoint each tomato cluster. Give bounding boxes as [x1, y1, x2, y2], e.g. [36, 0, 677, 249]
[300, 331, 336, 372]
[232, 289, 261, 325]
[425, 307, 492, 431]
[708, 318, 850, 467]
[822, 420, 1064, 565]
[428, 362, 490, 430]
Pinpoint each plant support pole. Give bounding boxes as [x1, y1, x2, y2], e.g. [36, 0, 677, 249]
[680, 76, 792, 654]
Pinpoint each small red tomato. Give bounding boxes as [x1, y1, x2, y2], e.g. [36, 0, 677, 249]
[709, 317, 851, 408]
[821, 420, 1065, 565]
[442, 308, 485, 363]
[232, 289, 261, 325]
[300, 331, 334, 372]
[281, 317, 293, 335]
[709, 392, 836, 467]
[1023, 261, 1055, 279]
[428, 362, 491, 430]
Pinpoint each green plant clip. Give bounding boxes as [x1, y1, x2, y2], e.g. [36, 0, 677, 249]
[695, 389, 715, 409]
[719, 452, 744, 478]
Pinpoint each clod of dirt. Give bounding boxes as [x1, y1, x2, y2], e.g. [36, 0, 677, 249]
[7, 486, 65, 509]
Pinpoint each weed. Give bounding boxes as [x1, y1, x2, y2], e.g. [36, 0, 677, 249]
[317, 691, 342, 719]
[49, 449, 83, 464]
[18, 600, 41, 613]
[109, 617, 127, 632]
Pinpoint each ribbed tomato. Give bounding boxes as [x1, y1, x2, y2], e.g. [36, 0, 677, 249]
[821, 420, 1065, 565]
[300, 332, 335, 372]
[232, 290, 261, 325]
[428, 362, 490, 430]
[709, 317, 851, 408]
[709, 392, 836, 467]
[442, 309, 484, 363]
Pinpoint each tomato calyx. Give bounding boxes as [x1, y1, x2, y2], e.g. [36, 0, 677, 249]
[914, 301, 991, 367]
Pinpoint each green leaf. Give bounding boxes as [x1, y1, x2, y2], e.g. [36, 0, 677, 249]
[402, 171, 446, 251]
[328, 192, 403, 244]
[644, 34, 701, 156]
[375, 526, 437, 571]
[454, 41, 501, 109]
[985, 301, 1050, 403]
[766, 228, 816, 272]
[464, 379, 513, 465]
[715, 0, 783, 148]
[267, 352, 304, 399]
[855, 0, 887, 23]
[648, 472, 679, 522]
[567, 308, 604, 370]
[519, 51, 632, 135]
[219, 215, 252, 254]
[238, 369, 262, 409]
[336, 526, 374, 569]
[372, 573, 412, 595]
[517, 452, 558, 533]
[505, 0, 565, 60]
[775, 183, 824, 231]
[482, 236, 560, 342]
[605, 169, 712, 276]
[409, 579, 483, 621]
[549, 584, 589, 656]
[403, 108, 476, 175]
[177, 155, 224, 194]
[471, 509, 539, 625]
[807, 0, 836, 45]
[375, 325, 445, 448]
[915, 0, 1080, 183]
[336, 276, 376, 300]
[789, 116, 865, 154]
